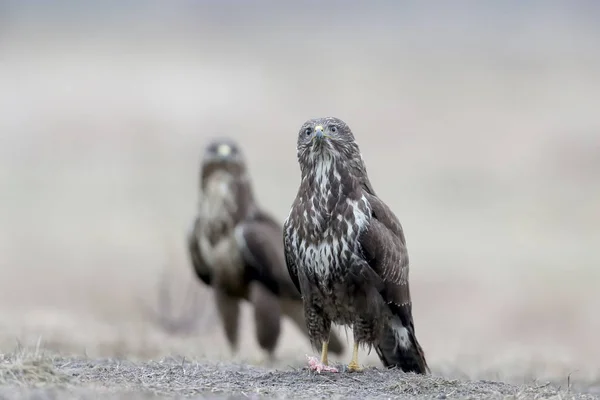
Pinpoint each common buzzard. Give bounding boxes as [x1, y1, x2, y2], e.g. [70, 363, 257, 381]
[283, 118, 429, 373]
[188, 138, 345, 360]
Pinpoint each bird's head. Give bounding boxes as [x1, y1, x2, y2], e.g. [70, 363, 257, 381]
[296, 117, 361, 166]
[200, 137, 247, 185]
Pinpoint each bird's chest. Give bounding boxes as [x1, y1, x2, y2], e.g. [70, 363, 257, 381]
[198, 228, 244, 289]
[198, 182, 245, 293]
[200, 178, 238, 244]
[296, 195, 371, 282]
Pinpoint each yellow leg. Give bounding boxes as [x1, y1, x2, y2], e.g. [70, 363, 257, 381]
[307, 339, 338, 373]
[320, 340, 329, 365]
[347, 342, 362, 372]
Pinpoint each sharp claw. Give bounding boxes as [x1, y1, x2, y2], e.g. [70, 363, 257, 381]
[347, 362, 363, 373]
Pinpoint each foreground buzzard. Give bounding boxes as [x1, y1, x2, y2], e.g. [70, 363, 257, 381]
[283, 117, 429, 373]
[187, 138, 345, 359]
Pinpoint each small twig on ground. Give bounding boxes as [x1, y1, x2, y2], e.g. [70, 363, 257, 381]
[567, 370, 579, 393]
[140, 263, 215, 336]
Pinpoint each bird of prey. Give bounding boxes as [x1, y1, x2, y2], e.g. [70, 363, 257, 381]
[187, 138, 345, 360]
[283, 117, 429, 374]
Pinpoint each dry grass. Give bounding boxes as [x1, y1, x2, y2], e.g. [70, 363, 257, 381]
[0, 350, 70, 388]
[0, 348, 597, 400]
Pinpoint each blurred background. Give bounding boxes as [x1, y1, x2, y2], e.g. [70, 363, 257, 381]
[1, 0, 599, 390]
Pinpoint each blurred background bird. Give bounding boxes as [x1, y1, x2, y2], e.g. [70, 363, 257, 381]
[186, 138, 345, 361]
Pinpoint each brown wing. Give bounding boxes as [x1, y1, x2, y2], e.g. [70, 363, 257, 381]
[235, 210, 302, 301]
[283, 210, 301, 295]
[359, 191, 429, 374]
[359, 192, 409, 302]
[187, 216, 212, 286]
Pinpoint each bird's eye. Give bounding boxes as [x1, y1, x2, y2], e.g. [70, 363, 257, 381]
[329, 126, 337, 133]
[304, 127, 312, 136]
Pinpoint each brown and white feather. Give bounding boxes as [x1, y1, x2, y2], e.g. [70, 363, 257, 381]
[283, 118, 429, 373]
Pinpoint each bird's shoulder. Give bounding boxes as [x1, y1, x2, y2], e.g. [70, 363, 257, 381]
[363, 189, 406, 245]
[236, 206, 302, 300]
[358, 187, 409, 283]
[235, 206, 283, 263]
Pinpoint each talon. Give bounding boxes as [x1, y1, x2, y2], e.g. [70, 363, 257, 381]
[347, 361, 362, 372]
[346, 341, 363, 372]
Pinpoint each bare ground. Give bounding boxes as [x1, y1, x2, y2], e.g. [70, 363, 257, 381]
[0, 351, 598, 400]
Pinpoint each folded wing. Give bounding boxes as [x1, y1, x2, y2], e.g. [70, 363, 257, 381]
[187, 216, 212, 286]
[236, 210, 302, 301]
[358, 192, 429, 374]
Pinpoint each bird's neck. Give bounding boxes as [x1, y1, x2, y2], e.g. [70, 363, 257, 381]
[200, 172, 256, 222]
[298, 158, 358, 228]
[301, 155, 335, 191]
[302, 155, 363, 196]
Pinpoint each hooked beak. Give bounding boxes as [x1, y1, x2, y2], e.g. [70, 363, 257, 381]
[314, 125, 324, 140]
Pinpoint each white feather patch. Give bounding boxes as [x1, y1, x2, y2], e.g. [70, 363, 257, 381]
[197, 172, 243, 277]
[391, 317, 412, 350]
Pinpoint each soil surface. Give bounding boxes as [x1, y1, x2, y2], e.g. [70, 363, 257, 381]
[1, 353, 598, 400]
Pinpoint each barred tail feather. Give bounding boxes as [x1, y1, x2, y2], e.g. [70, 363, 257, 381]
[376, 315, 429, 374]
